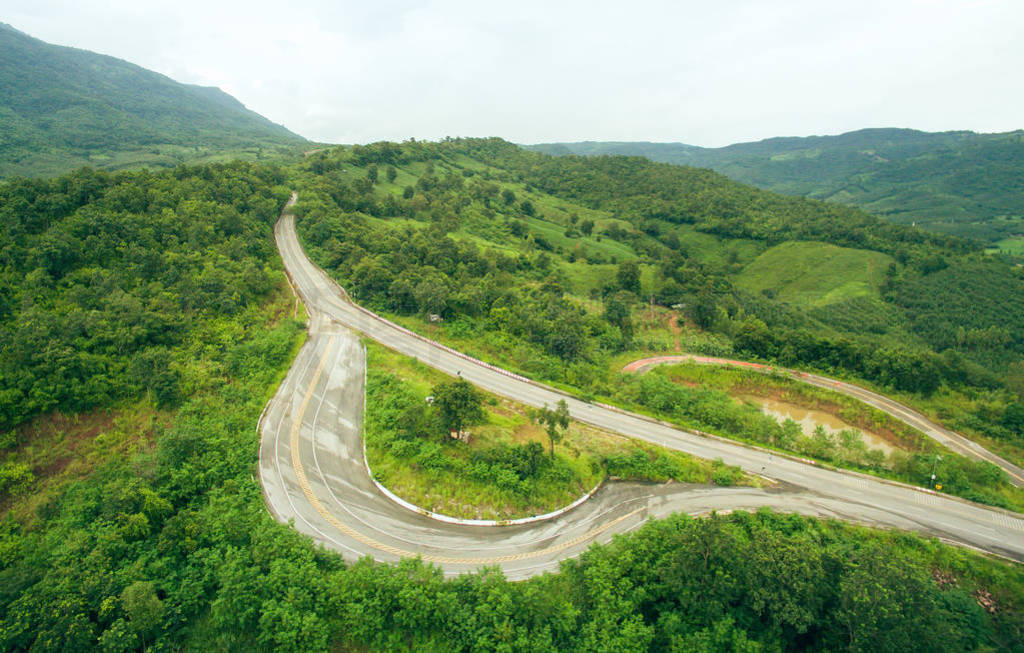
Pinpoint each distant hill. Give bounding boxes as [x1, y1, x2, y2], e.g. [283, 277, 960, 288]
[527, 128, 1024, 245]
[0, 23, 306, 177]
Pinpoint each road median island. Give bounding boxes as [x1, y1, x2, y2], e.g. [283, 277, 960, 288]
[362, 440, 607, 527]
[357, 341, 748, 523]
[358, 341, 605, 526]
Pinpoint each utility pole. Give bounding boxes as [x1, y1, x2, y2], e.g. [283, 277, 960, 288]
[930, 454, 942, 488]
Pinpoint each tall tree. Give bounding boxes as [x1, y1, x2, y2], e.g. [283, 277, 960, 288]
[122, 581, 163, 648]
[693, 284, 718, 330]
[432, 378, 483, 440]
[604, 295, 633, 341]
[617, 261, 642, 295]
[532, 399, 570, 458]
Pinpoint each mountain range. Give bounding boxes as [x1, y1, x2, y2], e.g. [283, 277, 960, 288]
[0, 22, 306, 177]
[528, 128, 1024, 247]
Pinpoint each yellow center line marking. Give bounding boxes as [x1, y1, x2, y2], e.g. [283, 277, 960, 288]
[289, 336, 645, 565]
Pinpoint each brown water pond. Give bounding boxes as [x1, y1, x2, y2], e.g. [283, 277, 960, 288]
[740, 395, 898, 455]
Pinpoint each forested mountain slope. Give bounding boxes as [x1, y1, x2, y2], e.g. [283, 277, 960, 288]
[528, 128, 1024, 245]
[2, 154, 1023, 651]
[0, 23, 306, 177]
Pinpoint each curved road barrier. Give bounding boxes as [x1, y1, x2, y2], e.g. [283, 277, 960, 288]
[355, 343, 610, 528]
[258, 196, 1024, 578]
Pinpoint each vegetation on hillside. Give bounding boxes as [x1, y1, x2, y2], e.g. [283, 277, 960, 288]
[641, 362, 1024, 508]
[0, 23, 306, 178]
[0, 162, 291, 432]
[3, 142, 1024, 650]
[294, 139, 1024, 480]
[529, 128, 1024, 246]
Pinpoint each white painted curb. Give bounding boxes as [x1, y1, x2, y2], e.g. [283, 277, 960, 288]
[358, 344, 604, 527]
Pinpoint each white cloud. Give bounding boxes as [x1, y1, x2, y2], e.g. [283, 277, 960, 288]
[5, 0, 1023, 146]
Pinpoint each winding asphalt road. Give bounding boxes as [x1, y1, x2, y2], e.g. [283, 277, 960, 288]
[259, 197, 1024, 578]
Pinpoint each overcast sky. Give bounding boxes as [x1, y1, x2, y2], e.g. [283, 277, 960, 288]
[5, 0, 1023, 146]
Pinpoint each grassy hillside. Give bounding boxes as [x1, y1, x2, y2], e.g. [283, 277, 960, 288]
[528, 128, 1024, 246]
[0, 23, 307, 177]
[734, 241, 892, 307]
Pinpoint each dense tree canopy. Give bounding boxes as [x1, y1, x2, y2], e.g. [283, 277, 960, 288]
[0, 162, 289, 431]
[3, 143, 1024, 652]
[530, 129, 1024, 243]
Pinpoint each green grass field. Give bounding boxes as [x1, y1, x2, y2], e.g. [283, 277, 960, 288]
[673, 224, 765, 272]
[993, 235, 1024, 256]
[734, 241, 893, 307]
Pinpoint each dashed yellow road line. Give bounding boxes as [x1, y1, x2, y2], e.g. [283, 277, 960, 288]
[289, 336, 645, 565]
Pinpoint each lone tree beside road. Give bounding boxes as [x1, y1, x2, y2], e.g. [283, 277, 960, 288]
[532, 399, 570, 458]
[432, 378, 484, 441]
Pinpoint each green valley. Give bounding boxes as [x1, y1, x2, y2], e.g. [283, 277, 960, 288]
[295, 139, 1024, 473]
[2, 138, 1023, 650]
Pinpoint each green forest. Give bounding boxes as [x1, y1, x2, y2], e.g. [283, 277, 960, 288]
[530, 128, 1024, 246]
[2, 140, 1024, 650]
[0, 23, 307, 178]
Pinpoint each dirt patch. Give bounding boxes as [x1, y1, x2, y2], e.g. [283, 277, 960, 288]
[10, 410, 117, 457]
[667, 314, 682, 351]
[35, 455, 73, 480]
[621, 358, 921, 452]
[932, 568, 958, 589]
[974, 588, 998, 614]
[2, 406, 168, 520]
[264, 282, 302, 327]
[730, 383, 917, 452]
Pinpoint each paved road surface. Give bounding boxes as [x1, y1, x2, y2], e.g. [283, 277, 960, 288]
[622, 356, 1024, 487]
[259, 199, 1024, 577]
